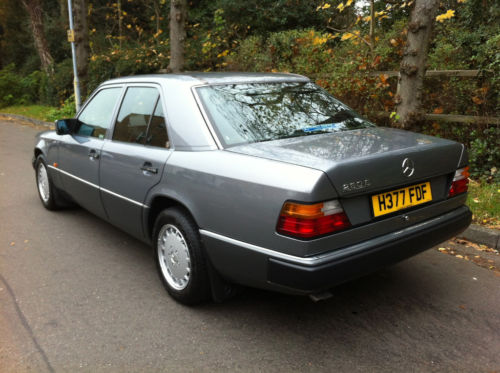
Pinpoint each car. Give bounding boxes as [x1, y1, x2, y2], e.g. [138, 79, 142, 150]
[33, 72, 472, 304]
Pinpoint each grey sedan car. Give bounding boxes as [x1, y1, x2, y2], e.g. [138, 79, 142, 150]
[33, 73, 471, 304]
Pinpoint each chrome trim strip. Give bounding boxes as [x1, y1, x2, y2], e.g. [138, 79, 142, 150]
[200, 229, 310, 264]
[48, 165, 99, 189]
[48, 165, 148, 208]
[199, 208, 465, 266]
[100, 186, 146, 208]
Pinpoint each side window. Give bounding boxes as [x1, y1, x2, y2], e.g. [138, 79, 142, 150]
[113, 87, 159, 144]
[77, 88, 122, 139]
[146, 100, 169, 148]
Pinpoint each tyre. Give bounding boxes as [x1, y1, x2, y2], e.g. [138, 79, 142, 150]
[153, 208, 211, 305]
[35, 156, 65, 210]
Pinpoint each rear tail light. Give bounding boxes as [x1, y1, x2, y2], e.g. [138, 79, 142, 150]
[448, 166, 469, 197]
[277, 200, 351, 239]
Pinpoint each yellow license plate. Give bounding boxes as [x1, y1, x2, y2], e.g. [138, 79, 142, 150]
[372, 182, 432, 217]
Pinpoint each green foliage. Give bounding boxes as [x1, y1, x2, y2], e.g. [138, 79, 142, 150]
[46, 95, 76, 122]
[214, 0, 325, 35]
[421, 120, 499, 183]
[468, 126, 500, 182]
[0, 64, 43, 107]
[0, 64, 23, 107]
[227, 35, 271, 71]
[88, 42, 170, 92]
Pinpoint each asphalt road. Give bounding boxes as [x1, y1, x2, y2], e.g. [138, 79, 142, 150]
[1, 119, 499, 372]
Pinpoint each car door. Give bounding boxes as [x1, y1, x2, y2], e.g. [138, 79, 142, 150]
[58, 86, 123, 219]
[99, 85, 172, 240]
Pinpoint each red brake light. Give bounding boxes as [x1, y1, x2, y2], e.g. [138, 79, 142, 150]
[448, 167, 469, 197]
[277, 200, 351, 239]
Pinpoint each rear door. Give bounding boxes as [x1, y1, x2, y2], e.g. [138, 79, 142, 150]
[58, 86, 123, 219]
[99, 85, 172, 240]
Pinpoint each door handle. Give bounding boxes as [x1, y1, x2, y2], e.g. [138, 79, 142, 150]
[140, 162, 158, 174]
[88, 149, 100, 160]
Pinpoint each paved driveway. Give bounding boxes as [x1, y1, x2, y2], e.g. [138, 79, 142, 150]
[1, 120, 499, 372]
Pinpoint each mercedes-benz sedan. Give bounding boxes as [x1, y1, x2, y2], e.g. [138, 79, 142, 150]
[33, 73, 471, 304]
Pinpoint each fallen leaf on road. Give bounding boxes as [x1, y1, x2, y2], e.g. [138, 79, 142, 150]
[9, 242, 15, 246]
[456, 255, 464, 259]
[438, 247, 447, 251]
[24, 239, 29, 243]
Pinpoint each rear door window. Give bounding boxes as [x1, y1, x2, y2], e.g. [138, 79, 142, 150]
[113, 87, 159, 144]
[77, 87, 122, 139]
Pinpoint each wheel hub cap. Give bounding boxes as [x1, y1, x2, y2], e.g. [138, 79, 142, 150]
[37, 163, 50, 203]
[157, 224, 191, 290]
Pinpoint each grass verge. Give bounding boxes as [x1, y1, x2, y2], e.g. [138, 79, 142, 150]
[467, 180, 500, 229]
[0, 105, 55, 121]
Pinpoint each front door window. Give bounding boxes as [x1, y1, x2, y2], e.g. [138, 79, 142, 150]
[77, 88, 122, 139]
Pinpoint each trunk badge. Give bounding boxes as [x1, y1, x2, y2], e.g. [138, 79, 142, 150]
[342, 179, 371, 192]
[402, 158, 415, 177]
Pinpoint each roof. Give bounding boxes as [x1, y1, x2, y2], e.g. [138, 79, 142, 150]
[103, 72, 310, 87]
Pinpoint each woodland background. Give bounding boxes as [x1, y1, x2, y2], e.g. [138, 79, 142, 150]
[0, 0, 498, 185]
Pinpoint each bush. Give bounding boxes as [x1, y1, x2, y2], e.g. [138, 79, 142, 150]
[88, 42, 170, 93]
[0, 64, 26, 107]
[45, 95, 77, 122]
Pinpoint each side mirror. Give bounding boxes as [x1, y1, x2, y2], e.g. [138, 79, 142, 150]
[55, 119, 78, 135]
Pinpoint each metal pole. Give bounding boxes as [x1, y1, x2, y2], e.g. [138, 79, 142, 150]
[67, 0, 81, 111]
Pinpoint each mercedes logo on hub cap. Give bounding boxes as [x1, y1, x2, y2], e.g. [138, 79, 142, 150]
[402, 158, 415, 177]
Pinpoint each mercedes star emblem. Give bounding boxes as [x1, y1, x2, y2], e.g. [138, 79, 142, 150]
[402, 158, 415, 177]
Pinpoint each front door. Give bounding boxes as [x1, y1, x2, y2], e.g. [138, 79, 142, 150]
[99, 86, 172, 240]
[58, 87, 123, 219]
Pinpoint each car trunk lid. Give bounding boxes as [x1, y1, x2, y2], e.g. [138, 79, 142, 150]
[227, 127, 464, 197]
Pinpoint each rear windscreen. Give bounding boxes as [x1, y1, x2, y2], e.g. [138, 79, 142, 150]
[196, 82, 375, 147]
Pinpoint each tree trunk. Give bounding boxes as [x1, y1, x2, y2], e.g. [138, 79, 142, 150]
[168, 0, 187, 73]
[395, 0, 439, 129]
[154, 0, 160, 34]
[58, 0, 68, 23]
[369, 0, 375, 54]
[117, 0, 122, 49]
[21, 0, 54, 74]
[73, 0, 89, 97]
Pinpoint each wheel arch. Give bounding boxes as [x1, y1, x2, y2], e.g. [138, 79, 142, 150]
[146, 194, 199, 240]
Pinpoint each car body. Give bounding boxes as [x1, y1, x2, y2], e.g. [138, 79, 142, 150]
[33, 72, 472, 304]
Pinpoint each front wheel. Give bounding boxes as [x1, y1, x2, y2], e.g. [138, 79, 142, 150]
[35, 156, 62, 210]
[153, 208, 210, 305]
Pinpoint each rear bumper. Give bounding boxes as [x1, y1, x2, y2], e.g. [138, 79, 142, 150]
[268, 206, 471, 292]
[201, 206, 471, 294]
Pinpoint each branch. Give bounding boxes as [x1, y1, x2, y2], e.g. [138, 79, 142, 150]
[326, 26, 372, 48]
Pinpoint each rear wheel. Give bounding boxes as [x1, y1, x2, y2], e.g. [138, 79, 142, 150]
[153, 208, 210, 305]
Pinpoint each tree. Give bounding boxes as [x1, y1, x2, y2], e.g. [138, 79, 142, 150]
[21, 0, 54, 74]
[395, 0, 439, 128]
[73, 0, 90, 97]
[168, 0, 187, 73]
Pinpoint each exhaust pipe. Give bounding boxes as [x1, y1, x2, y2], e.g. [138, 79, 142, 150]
[309, 291, 333, 302]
